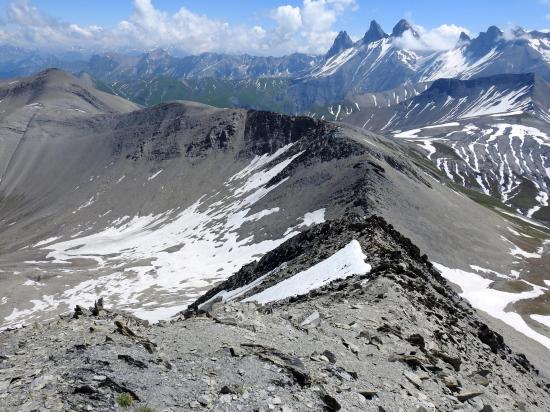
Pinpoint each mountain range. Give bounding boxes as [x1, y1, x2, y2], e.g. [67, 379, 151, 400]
[1, 20, 550, 112]
[4, 20, 550, 111]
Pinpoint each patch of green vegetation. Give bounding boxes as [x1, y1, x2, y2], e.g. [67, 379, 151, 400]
[432, 142, 461, 160]
[116, 392, 134, 408]
[448, 180, 550, 240]
[463, 173, 481, 190]
[506, 177, 539, 211]
[532, 205, 550, 223]
[103, 76, 292, 113]
[136, 406, 156, 412]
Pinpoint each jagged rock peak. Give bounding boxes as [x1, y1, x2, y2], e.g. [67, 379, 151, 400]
[362, 20, 388, 44]
[486, 25, 503, 39]
[326, 30, 354, 58]
[512, 27, 527, 37]
[458, 31, 471, 43]
[391, 19, 418, 38]
[467, 25, 504, 56]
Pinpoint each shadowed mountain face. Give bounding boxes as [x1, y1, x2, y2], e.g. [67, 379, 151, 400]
[326, 31, 354, 59]
[0, 71, 549, 370]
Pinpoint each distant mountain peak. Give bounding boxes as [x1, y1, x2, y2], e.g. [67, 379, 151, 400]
[34, 67, 76, 85]
[486, 25, 503, 39]
[326, 30, 354, 58]
[391, 19, 418, 38]
[362, 20, 388, 44]
[529, 30, 550, 40]
[458, 31, 471, 44]
[466, 25, 504, 56]
[144, 48, 171, 59]
[512, 27, 527, 38]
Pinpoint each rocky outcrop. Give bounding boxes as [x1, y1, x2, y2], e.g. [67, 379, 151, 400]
[362, 20, 388, 44]
[326, 31, 354, 59]
[391, 19, 419, 38]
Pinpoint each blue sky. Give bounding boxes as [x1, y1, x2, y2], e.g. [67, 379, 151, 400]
[0, 0, 548, 55]
[2, 0, 548, 33]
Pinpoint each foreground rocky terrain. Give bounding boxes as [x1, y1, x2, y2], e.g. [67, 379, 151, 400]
[1, 216, 549, 411]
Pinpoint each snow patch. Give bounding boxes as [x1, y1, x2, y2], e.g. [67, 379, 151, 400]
[244, 240, 371, 304]
[148, 170, 163, 181]
[531, 314, 550, 329]
[34, 236, 62, 247]
[302, 209, 326, 226]
[2, 144, 306, 328]
[434, 263, 550, 350]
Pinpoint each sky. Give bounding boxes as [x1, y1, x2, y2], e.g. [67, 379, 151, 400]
[0, 0, 548, 56]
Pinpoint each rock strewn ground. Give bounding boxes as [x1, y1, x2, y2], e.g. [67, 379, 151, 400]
[1, 217, 549, 411]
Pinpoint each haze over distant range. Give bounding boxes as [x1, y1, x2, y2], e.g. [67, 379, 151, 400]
[0, 0, 548, 56]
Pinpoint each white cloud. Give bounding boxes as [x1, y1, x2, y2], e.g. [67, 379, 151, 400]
[3, 0, 104, 48]
[269, 0, 358, 54]
[0, 1, 480, 55]
[0, 0, 357, 55]
[393, 23, 471, 52]
[272, 5, 302, 35]
[501, 26, 528, 41]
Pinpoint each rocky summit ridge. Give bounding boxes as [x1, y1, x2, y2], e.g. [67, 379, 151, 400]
[1, 216, 548, 411]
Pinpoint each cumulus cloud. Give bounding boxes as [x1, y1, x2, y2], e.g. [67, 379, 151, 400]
[270, 0, 358, 54]
[272, 5, 302, 35]
[0, 0, 358, 55]
[0, 0, 476, 55]
[393, 23, 471, 51]
[3, 0, 105, 49]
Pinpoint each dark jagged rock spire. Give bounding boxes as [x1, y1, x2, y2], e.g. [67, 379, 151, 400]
[466, 25, 504, 56]
[326, 30, 354, 58]
[459, 31, 471, 43]
[391, 19, 419, 38]
[362, 20, 388, 44]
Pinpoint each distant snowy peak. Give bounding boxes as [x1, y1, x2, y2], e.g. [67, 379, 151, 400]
[326, 31, 354, 58]
[391, 19, 419, 38]
[362, 20, 389, 44]
[355, 73, 546, 131]
[458, 32, 471, 44]
[421, 27, 550, 83]
[467, 25, 503, 58]
[305, 22, 550, 101]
